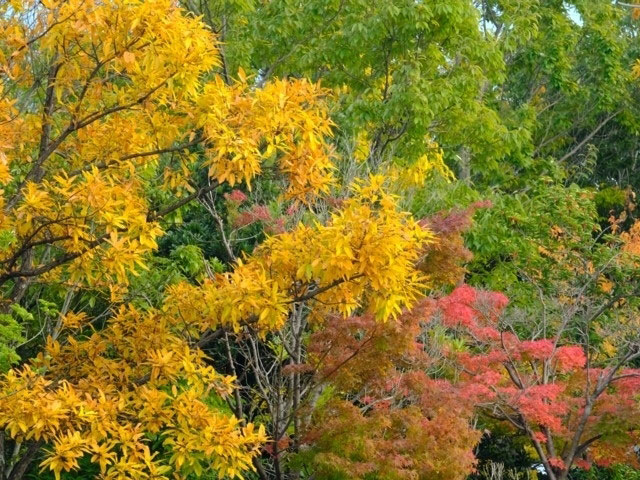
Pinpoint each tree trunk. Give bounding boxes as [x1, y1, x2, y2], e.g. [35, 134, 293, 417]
[7, 441, 41, 480]
[0, 432, 5, 480]
[458, 147, 471, 184]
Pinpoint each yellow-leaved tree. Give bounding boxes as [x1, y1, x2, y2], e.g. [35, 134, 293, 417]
[0, 1, 440, 479]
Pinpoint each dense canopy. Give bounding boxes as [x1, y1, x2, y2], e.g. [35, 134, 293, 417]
[1, 1, 640, 480]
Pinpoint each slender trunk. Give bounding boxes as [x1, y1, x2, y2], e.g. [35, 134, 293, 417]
[273, 440, 282, 480]
[7, 441, 41, 480]
[6, 58, 60, 212]
[273, 386, 283, 480]
[458, 147, 471, 184]
[527, 426, 556, 480]
[252, 457, 269, 480]
[34, 61, 60, 183]
[1, 250, 33, 313]
[289, 307, 304, 480]
[292, 307, 304, 452]
[224, 333, 244, 420]
[0, 432, 5, 480]
[561, 400, 593, 472]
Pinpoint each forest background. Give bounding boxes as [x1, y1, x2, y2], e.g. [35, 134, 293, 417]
[2, 1, 640, 480]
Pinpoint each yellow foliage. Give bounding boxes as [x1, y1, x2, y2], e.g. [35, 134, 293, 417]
[353, 130, 371, 163]
[0, 0, 341, 477]
[632, 59, 640, 79]
[0, 1, 437, 478]
[0, 306, 266, 479]
[0, 0, 335, 293]
[386, 141, 454, 189]
[165, 178, 432, 332]
[199, 76, 335, 202]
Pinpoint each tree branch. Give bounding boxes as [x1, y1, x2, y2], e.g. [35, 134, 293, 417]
[559, 109, 623, 163]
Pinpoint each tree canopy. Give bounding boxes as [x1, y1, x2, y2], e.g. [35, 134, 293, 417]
[1, 1, 640, 480]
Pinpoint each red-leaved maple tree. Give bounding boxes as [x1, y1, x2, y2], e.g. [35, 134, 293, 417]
[301, 282, 640, 480]
[431, 284, 640, 480]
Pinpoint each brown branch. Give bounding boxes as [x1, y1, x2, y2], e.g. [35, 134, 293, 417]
[67, 135, 204, 178]
[5, 59, 61, 211]
[147, 181, 219, 221]
[6, 441, 42, 480]
[6, 76, 176, 212]
[291, 274, 364, 303]
[195, 328, 225, 349]
[574, 434, 602, 459]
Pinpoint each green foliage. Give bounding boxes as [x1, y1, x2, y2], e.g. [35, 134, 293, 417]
[27, 453, 101, 480]
[157, 202, 227, 260]
[569, 465, 640, 480]
[594, 186, 627, 220]
[470, 427, 535, 480]
[0, 229, 16, 251]
[0, 310, 23, 372]
[467, 181, 600, 306]
[170, 245, 207, 278]
[124, 255, 188, 309]
[192, 0, 530, 175]
[488, 0, 640, 187]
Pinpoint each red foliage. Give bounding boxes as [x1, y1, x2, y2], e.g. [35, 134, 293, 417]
[532, 431, 547, 444]
[232, 204, 274, 228]
[574, 459, 591, 470]
[304, 300, 478, 479]
[285, 203, 299, 216]
[303, 280, 640, 479]
[264, 436, 291, 458]
[520, 339, 554, 361]
[224, 189, 248, 204]
[428, 285, 640, 475]
[554, 346, 587, 372]
[516, 384, 568, 432]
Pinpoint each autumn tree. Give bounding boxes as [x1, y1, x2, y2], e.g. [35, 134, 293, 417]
[0, 0, 360, 478]
[288, 206, 489, 480]
[425, 284, 640, 480]
[177, 197, 487, 480]
[3, 1, 640, 480]
[0, 1, 457, 479]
